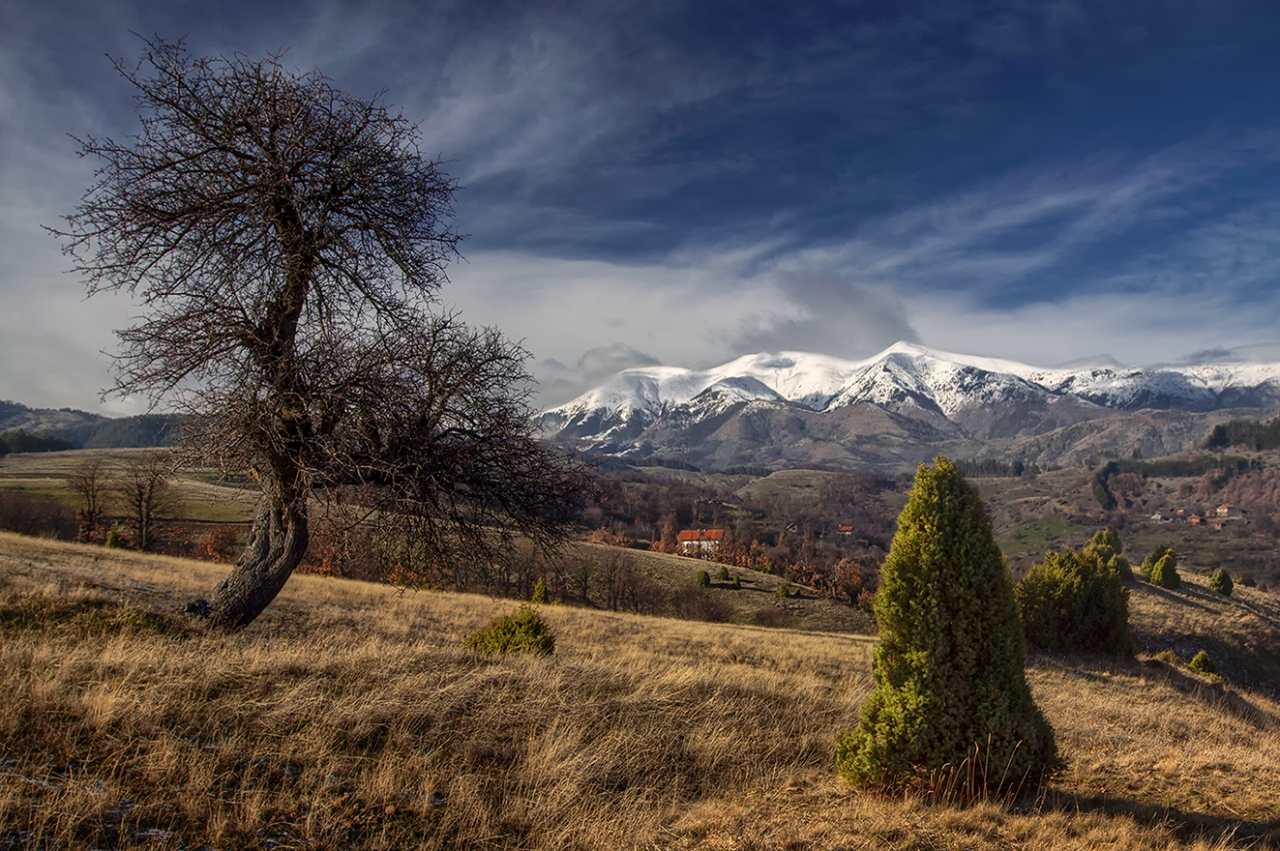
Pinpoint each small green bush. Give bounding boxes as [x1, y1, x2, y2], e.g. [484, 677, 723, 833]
[1086, 527, 1122, 560]
[1016, 548, 1133, 656]
[1084, 527, 1133, 583]
[1209, 569, 1233, 596]
[1149, 553, 1181, 589]
[1108, 554, 1134, 583]
[463, 607, 555, 656]
[1188, 650, 1219, 678]
[530, 577, 548, 604]
[695, 570, 711, 588]
[717, 566, 730, 581]
[1140, 546, 1175, 579]
[104, 528, 121, 549]
[776, 584, 790, 598]
[732, 575, 742, 590]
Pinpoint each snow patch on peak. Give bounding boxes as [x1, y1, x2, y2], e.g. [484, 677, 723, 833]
[695, 376, 786, 404]
[541, 340, 1280, 448]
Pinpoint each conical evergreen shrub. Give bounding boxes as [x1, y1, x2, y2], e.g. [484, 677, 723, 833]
[1086, 527, 1122, 560]
[1085, 527, 1133, 583]
[1150, 553, 1181, 589]
[837, 457, 1058, 793]
[1140, 546, 1175, 580]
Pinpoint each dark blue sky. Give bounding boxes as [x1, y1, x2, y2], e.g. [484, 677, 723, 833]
[4, 0, 1280, 409]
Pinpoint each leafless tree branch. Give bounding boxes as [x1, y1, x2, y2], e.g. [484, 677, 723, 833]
[54, 38, 590, 628]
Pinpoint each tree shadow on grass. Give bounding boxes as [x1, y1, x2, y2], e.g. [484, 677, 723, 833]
[1133, 580, 1217, 612]
[1020, 652, 1280, 846]
[1034, 650, 1280, 730]
[1028, 789, 1280, 848]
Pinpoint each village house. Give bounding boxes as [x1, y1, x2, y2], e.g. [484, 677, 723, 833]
[838, 524, 854, 536]
[677, 529, 724, 556]
[1217, 503, 1233, 517]
[1188, 514, 1203, 526]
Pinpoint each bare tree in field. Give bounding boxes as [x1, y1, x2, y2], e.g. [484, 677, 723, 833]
[55, 39, 589, 628]
[68, 457, 108, 542]
[118, 453, 179, 552]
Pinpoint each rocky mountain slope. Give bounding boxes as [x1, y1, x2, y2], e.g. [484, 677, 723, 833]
[540, 342, 1280, 470]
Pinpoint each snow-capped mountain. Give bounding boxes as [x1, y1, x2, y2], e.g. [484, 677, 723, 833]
[539, 342, 1280, 470]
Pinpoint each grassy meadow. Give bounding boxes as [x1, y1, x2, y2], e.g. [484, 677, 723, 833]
[0, 448, 258, 525]
[3, 533, 1280, 849]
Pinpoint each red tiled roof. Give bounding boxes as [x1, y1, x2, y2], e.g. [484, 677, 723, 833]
[677, 529, 724, 541]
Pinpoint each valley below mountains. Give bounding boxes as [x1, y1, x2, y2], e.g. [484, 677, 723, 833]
[540, 342, 1280, 471]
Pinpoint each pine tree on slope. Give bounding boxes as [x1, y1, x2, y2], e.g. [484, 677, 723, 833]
[837, 457, 1058, 792]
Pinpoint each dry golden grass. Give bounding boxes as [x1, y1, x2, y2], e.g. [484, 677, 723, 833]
[590, 543, 874, 634]
[2, 532, 1279, 849]
[1127, 570, 1280, 690]
[0, 448, 257, 523]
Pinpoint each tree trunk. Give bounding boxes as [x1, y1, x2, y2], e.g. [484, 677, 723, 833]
[193, 497, 309, 629]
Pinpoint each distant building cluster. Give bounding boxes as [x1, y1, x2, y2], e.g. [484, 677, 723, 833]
[1149, 503, 1239, 531]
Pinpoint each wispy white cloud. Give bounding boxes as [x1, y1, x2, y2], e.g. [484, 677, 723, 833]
[911, 286, 1280, 370]
[6, 0, 1280, 414]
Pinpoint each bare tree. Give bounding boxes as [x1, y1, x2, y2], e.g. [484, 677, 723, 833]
[67, 457, 109, 542]
[118, 453, 179, 551]
[55, 39, 589, 628]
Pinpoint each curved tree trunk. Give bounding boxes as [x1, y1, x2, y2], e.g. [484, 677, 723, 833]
[194, 496, 309, 629]
[192, 239, 315, 629]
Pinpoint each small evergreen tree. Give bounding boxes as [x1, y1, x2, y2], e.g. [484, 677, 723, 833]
[1208, 569, 1233, 596]
[1150, 553, 1181, 589]
[1091, 474, 1116, 510]
[1016, 549, 1133, 656]
[1188, 650, 1219, 678]
[1084, 527, 1133, 583]
[1086, 527, 1122, 560]
[837, 457, 1057, 792]
[530, 577, 548, 604]
[695, 569, 711, 588]
[1106, 554, 1134, 584]
[1140, 546, 1175, 580]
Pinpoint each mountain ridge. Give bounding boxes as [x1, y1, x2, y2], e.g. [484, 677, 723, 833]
[0, 400, 180, 449]
[540, 342, 1280, 470]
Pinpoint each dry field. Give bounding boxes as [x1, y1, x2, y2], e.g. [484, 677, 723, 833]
[2, 532, 1279, 850]
[0, 449, 258, 525]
